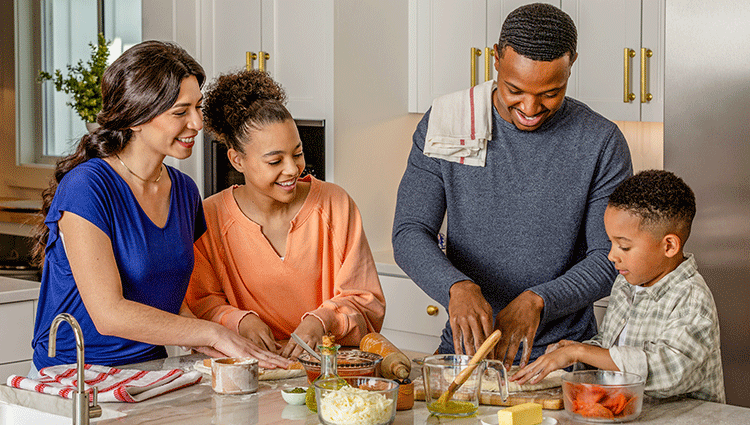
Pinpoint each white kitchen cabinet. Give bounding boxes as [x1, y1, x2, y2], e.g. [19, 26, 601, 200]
[562, 0, 664, 122]
[142, 0, 334, 188]
[408, 0, 561, 113]
[409, 0, 664, 122]
[0, 300, 35, 382]
[378, 273, 448, 354]
[143, 0, 331, 121]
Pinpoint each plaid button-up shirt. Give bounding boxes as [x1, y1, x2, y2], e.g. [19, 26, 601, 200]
[586, 253, 726, 403]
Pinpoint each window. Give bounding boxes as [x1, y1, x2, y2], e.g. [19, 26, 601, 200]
[15, 0, 141, 164]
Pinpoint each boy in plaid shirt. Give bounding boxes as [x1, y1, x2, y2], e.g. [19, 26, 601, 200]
[512, 170, 725, 403]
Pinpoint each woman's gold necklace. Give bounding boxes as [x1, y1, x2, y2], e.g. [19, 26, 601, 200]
[115, 154, 164, 183]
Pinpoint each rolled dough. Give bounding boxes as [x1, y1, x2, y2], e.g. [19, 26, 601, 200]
[482, 366, 564, 393]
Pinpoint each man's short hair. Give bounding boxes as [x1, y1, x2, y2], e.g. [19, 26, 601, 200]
[498, 3, 577, 61]
[608, 170, 697, 241]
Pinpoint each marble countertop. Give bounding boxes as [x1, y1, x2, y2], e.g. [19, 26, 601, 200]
[3, 353, 747, 425]
[0, 275, 40, 304]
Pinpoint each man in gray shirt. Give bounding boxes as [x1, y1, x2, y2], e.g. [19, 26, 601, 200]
[392, 3, 632, 369]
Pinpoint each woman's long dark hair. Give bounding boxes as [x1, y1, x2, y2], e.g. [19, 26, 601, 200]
[31, 40, 205, 266]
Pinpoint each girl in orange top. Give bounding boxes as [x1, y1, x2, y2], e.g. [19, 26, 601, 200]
[185, 70, 385, 359]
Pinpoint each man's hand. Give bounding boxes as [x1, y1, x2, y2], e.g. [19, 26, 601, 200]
[493, 291, 544, 369]
[448, 280, 494, 356]
[281, 316, 326, 359]
[238, 313, 279, 353]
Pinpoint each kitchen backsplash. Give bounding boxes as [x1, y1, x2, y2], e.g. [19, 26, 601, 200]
[613, 120, 664, 172]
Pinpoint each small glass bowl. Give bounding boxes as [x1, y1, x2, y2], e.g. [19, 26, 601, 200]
[299, 350, 382, 383]
[562, 370, 645, 423]
[314, 376, 398, 425]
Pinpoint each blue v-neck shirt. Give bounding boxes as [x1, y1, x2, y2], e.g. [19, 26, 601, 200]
[33, 158, 206, 368]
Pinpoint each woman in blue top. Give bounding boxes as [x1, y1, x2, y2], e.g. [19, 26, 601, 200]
[30, 40, 290, 372]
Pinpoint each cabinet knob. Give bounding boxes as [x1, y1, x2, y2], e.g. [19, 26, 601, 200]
[426, 305, 439, 316]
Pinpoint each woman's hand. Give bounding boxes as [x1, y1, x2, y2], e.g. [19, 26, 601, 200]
[281, 316, 326, 359]
[238, 313, 280, 353]
[208, 322, 292, 369]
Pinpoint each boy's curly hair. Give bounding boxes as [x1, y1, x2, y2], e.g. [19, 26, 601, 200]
[202, 69, 291, 152]
[608, 170, 696, 241]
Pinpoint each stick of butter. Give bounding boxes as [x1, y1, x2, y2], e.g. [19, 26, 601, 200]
[497, 403, 543, 425]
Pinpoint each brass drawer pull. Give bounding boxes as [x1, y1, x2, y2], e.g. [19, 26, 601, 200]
[623, 48, 636, 102]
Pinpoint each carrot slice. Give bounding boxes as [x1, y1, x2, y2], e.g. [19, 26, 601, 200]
[576, 403, 615, 419]
[602, 392, 628, 415]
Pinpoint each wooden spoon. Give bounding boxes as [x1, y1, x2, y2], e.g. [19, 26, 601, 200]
[435, 329, 503, 406]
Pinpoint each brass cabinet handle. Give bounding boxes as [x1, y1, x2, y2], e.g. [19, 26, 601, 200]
[623, 48, 636, 102]
[640, 48, 653, 103]
[470, 47, 482, 87]
[484, 47, 493, 82]
[426, 305, 439, 316]
[258, 51, 270, 72]
[246, 52, 257, 71]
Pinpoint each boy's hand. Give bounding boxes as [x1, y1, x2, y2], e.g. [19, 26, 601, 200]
[510, 340, 582, 385]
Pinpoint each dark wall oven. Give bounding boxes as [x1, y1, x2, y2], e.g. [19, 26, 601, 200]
[204, 119, 325, 197]
[0, 233, 42, 282]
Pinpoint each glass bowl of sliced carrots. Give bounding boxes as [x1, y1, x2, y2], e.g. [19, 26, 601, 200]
[562, 370, 645, 422]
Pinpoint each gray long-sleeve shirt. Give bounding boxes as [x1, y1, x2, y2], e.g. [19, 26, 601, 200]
[392, 97, 633, 360]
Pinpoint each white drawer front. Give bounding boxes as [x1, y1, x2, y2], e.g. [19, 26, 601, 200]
[379, 274, 448, 341]
[0, 301, 34, 364]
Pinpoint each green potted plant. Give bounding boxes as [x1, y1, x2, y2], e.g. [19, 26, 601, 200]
[38, 33, 110, 129]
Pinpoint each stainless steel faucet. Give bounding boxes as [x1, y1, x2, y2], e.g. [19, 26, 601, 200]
[48, 313, 102, 425]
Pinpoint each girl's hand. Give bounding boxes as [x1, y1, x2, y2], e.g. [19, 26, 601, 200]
[238, 313, 280, 353]
[281, 316, 326, 359]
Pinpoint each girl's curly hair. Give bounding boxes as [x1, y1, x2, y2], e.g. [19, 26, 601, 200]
[202, 69, 292, 153]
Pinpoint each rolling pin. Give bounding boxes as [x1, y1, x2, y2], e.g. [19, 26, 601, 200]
[360, 332, 414, 410]
[359, 332, 411, 380]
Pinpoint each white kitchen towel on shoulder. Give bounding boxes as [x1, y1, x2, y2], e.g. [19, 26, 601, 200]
[6, 364, 203, 403]
[423, 79, 496, 167]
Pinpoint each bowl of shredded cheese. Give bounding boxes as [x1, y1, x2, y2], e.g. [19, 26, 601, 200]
[313, 376, 399, 425]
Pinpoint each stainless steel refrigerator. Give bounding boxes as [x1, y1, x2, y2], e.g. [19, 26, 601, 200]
[665, 1, 750, 407]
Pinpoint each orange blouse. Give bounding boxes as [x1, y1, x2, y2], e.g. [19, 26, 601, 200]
[185, 176, 385, 346]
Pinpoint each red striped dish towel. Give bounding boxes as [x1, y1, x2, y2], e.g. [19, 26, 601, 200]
[424, 80, 495, 167]
[6, 364, 203, 403]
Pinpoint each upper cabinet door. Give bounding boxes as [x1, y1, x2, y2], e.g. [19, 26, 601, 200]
[200, 0, 263, 79]
[262, 0, 332, 119]
[409, 0, 487, 113]
[562, 0, 664, 122]
[409, 0, 663, 121]
[409, 1, 562, 114]
[639, 0, 664, 122]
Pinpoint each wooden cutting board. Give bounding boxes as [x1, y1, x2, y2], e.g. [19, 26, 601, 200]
[413, 377, 563, 410]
